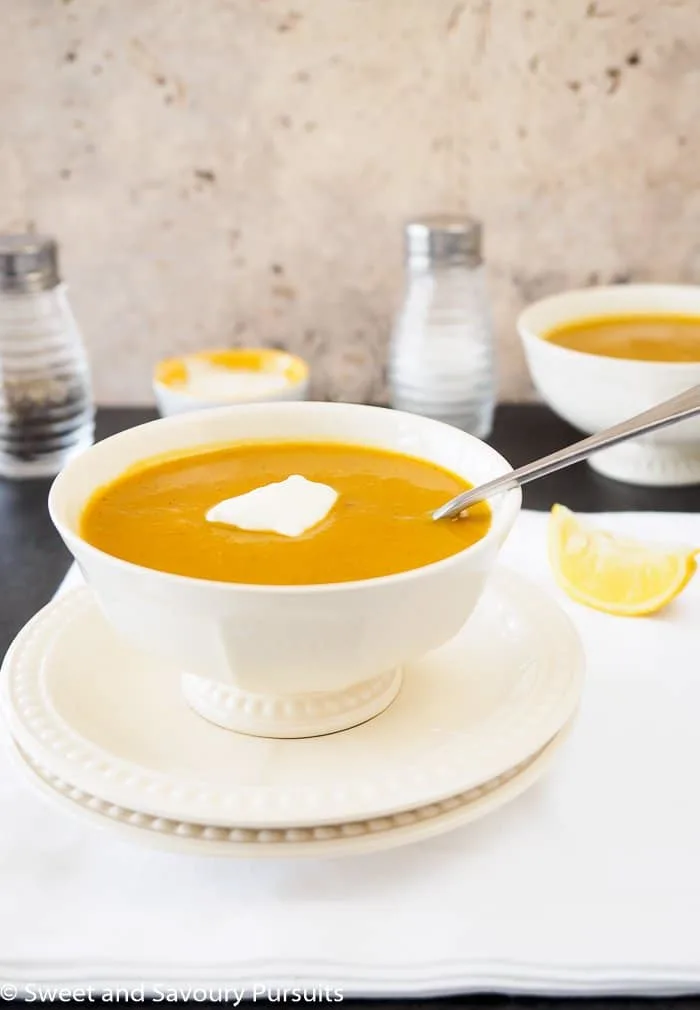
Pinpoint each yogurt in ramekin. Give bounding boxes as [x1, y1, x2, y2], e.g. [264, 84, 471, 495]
[153, 348, 309, 416]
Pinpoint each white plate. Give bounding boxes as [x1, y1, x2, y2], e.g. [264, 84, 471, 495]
[0, 568, 584, 829]
[7, 724, 571, 858]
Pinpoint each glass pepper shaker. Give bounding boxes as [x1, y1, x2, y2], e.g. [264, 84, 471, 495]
[0, 234, 94, 479]
[388, 215, 495, 438]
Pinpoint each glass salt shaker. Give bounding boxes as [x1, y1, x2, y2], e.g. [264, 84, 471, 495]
[0, 234, 94, 478]
[388, 215, 495, 438]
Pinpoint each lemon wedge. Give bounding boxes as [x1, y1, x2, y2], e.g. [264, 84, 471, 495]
[548, 504, 698, 616]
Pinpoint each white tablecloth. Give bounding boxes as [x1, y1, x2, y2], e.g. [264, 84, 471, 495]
[1, 510, 700, 997]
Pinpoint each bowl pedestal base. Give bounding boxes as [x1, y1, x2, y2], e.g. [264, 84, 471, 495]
[588, 441, 700, 487]
[181, 667, 403, 738]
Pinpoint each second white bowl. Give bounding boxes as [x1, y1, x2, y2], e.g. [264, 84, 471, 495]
[518, 285, 700, 487]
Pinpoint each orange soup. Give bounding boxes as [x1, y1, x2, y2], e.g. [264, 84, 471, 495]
[80, 441, 491, 585]
[544, 314, 700, 362]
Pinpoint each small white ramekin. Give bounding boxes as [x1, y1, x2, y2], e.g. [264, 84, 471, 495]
[518, 284, 700, 487]
[153, 347, 309, 416]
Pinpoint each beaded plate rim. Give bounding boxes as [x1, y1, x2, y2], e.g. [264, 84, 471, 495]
[9, 723, 572, 859]
[0, 568, 585, 828]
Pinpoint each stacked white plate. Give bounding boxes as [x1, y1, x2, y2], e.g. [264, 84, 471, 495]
[0, 568, 584, 858]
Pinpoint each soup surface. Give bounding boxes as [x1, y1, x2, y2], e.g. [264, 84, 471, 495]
[80, 441, 491, 585]
[543, 314, 700, 362]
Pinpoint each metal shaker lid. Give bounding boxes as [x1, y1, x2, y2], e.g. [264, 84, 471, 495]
[405, 215, 482, 266]
[0, 234, 61, 293]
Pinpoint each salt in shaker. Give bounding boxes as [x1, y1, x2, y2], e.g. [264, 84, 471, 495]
[388, 216, 495, 438]
[0, 234, 94, 478]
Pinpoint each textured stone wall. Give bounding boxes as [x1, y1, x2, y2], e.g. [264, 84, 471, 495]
[2, 0, 698, 404]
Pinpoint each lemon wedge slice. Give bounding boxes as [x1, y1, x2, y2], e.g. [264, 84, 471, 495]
[548, 504, 698, 616]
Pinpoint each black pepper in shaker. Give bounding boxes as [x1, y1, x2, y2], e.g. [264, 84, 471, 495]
[0, 234, 94, 478]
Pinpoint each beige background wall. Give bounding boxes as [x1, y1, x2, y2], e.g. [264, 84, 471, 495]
[2, 0, 698, 405]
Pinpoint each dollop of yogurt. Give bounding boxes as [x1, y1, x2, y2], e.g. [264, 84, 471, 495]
[205, 475, 338, 537]
[184, 357, 290, 402]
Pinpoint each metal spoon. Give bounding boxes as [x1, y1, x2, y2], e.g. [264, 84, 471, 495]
[433, 383, 700, 521]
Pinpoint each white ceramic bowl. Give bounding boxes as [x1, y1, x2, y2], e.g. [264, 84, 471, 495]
[48, 403, 521, 739]
[518, 285, 700, 486]
[153, 347, 309, 416]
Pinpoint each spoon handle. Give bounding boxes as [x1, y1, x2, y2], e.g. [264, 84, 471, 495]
[433, 383, 700, 520]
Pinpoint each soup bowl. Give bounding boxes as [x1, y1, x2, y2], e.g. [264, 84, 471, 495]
[518, 284, 700, 487]
[48, 402, 521, 738]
